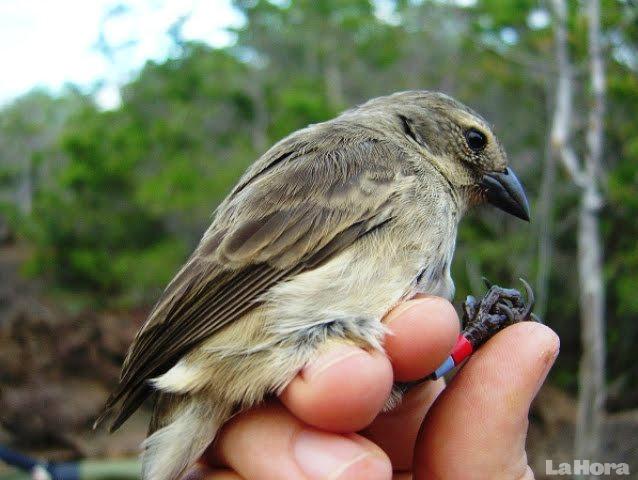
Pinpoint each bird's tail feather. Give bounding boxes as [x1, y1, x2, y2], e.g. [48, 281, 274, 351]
[141, 395, 232, 480]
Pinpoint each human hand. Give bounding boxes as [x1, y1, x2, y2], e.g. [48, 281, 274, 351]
[187, 295, 559, 480]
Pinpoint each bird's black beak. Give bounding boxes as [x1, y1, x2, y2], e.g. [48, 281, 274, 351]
[480, 167, 530, 222]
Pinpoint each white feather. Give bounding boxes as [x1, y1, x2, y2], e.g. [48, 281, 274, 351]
[141, 397, 230, 480]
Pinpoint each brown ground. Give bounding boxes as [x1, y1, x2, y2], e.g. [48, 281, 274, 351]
[1, 242, 636, 479]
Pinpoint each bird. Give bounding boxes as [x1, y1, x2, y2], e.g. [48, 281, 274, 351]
[95, 90, 531, 480]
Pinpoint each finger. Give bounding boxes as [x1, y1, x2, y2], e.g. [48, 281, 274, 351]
[280, 296, 458, 432]
[362, 297, 457, 468]
[414, 322, 559, 480]
[206, 401, 392, 480]
[383, 296, 459, 381]
[204, 471, 243, 480]
[280, 342, 393, 432]
[362, 378, 446, 471]
[393, 475, 412, 480]
[182, 465, 242, 480]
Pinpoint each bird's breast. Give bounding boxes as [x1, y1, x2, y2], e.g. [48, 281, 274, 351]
[411, 256, 455, 300]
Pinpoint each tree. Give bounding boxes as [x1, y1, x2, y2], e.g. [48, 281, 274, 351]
[549, 0, 606, 469]
[5, 0, 638, 417]
[0, 89, 87, 216]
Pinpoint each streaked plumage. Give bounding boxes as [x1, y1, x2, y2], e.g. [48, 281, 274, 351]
[96, 91, 523, 480]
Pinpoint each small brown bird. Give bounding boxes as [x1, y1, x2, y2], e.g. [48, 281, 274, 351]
[96, 91, 531, 480]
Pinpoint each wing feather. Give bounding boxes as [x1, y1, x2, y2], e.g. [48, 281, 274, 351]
[98, 133, 404, 431]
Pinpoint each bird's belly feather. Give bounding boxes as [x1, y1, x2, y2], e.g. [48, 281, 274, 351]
[152, 228, 456, 405]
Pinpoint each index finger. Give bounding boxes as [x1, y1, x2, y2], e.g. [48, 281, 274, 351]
[279, 296, 459, 433]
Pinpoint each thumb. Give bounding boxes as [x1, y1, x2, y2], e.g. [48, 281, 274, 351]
[414, 322, 559, 480]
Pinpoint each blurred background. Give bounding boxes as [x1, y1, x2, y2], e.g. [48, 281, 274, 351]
[0, 0, 636, 478]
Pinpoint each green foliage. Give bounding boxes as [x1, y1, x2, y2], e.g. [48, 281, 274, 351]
[0, 0, 637, 399]
[13, 47, 266, 302]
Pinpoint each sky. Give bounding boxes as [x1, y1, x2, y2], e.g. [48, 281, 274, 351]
[0, 0, 244, 108]
[0, 0, 552, 110]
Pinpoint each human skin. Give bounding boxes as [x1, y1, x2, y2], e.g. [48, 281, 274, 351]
[186, 295, 559, 480]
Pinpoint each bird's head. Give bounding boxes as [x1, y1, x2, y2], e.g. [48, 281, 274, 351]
[360, 91, 530, 221]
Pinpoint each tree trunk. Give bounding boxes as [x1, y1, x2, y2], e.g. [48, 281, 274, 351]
[549, 0, 584, 188]
[536, 81, 557, 320]
[575, 0, 606, 470]
[248, 80, 268, 153]
[16, 159, 33, 215]
[575, 185, 605, 467]
[323, 34, 344, 108]
[549, 1, 606, 473]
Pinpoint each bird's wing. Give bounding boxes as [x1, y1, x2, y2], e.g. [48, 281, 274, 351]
[99, 135, 405, 431]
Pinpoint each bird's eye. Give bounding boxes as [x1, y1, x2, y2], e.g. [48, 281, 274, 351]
[465, 128, 487, 151]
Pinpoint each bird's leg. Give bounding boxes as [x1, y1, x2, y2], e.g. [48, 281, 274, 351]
[429, 279, 540, 380]
[462, 294, 478, 322]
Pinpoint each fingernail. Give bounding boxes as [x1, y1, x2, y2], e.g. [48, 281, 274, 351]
[294, 430, 386, 480]
[384, 299, 427, 325]
[302, 344, 367, 381]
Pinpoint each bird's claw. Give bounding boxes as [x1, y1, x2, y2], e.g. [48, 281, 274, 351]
[461, 278, 538, 349]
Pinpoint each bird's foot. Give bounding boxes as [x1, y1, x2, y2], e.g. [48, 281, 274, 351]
[429, 278, 540, 380]
[462, 278, 540, 348]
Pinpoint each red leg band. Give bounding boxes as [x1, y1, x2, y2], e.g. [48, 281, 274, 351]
[451, 334, 474, 364]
